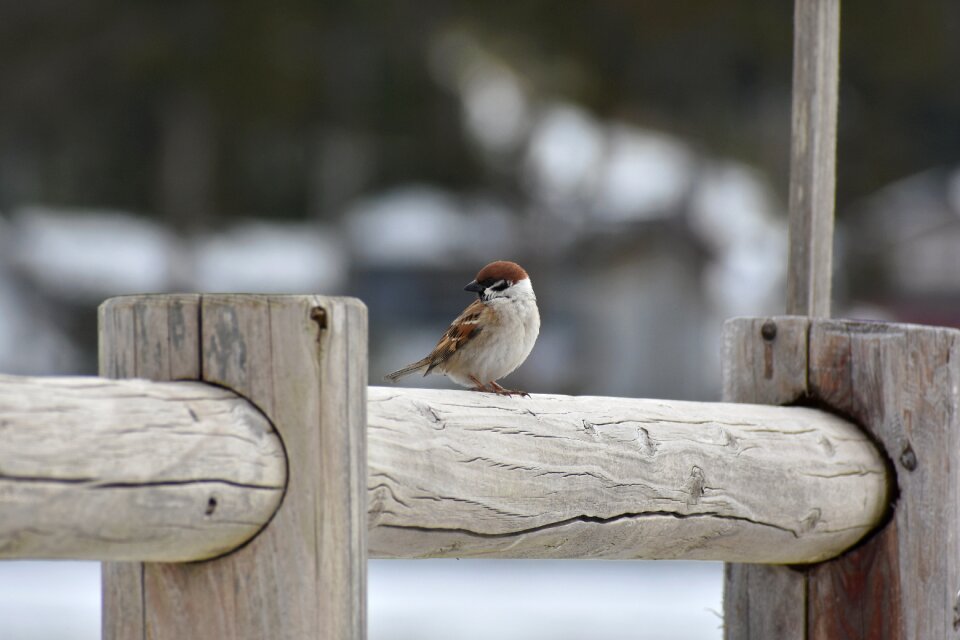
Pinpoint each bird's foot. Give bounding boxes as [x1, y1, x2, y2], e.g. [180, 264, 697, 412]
[489, 381, 530, 397]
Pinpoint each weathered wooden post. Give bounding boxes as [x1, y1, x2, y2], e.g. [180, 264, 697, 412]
[723, 317, 960, 639]
[99, 294, 368, 640]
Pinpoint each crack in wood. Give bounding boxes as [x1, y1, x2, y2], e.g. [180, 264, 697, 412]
[0, 473, 96, 484]
[379, 509, 802, 540]
[92, 479, 283, 491]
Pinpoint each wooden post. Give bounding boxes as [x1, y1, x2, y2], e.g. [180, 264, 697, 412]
[723, 317, 960, 639]
[99, 294, 368, 640]
[786, 0, 840, 317]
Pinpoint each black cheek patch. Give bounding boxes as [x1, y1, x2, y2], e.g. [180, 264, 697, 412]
[490, 280, 509, 292]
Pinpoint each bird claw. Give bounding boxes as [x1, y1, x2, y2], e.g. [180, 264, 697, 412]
[489, 382, 529, 397]
[468, 376, 529, 397]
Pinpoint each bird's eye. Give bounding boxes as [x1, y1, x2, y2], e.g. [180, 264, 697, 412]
[490, 280, 508, 292]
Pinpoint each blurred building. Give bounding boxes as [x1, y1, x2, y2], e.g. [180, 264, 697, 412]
[840, 166, 960, 328]
[0, 107, 788, 402]
[0, 208, 346, 374]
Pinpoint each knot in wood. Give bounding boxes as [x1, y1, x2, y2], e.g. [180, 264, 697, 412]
[685, 466, 706, 506]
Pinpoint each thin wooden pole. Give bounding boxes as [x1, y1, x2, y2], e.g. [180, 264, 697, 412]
[786, 0, 840, 317]
[99, 294, 368, 640]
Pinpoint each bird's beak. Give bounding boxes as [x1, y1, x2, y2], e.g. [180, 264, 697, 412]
[463, 280, 484, 293]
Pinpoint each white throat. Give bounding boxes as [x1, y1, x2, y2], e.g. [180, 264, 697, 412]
[509, 278, 535, 298]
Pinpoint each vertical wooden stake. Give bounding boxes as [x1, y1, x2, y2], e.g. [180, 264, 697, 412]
[786, 0, 840, 318]
[722, 317, 810, 640]
[99, 294, 368, 640]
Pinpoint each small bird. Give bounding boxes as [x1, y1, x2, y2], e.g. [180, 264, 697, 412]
[385, 260, 540, 396]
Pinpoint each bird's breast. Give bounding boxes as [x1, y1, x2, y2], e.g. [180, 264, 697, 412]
[450, 297, 539, 382]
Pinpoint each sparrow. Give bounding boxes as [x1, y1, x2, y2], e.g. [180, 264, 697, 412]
[385, 260, 540, 396]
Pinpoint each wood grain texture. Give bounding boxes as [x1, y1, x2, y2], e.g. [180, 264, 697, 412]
[0, 374, 284, 560]
[102, 562, 144, 640]
[99, 294, 201, 381]
[367, 385, 888, 562]
[723, 317, 812, 640]
[100, 294, 202, 640]
[724, 564, 807, 640]
[100, 294, 368, 640]
[722, 316, 810, 405]
[805, 320, 960, 639]
[786, 0, 840, 317]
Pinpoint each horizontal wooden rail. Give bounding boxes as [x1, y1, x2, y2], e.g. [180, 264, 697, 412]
[367, 387, 890, 563]
[0, 373, 286, 561]
[0, 375, 889, 565]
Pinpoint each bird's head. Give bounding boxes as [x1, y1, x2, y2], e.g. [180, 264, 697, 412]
[464, 261, 533, 301]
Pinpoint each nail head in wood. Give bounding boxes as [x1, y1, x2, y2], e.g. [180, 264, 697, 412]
[761, 321, 778, 341]
[899, 444, 917, 472]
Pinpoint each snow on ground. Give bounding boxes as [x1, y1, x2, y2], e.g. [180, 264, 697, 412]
[0, 560, 722, 640]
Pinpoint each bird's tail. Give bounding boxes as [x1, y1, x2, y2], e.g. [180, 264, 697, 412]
[384, 358, 432, 383]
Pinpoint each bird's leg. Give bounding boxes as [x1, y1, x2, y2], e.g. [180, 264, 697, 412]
[469, 375, 492, 393]
[489, 380, 530, 397]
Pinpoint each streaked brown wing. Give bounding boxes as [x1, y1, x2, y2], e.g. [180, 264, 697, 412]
[424, 299, 486, 375]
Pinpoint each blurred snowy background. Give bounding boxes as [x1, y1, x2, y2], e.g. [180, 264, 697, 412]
[2, 2, 960, 639]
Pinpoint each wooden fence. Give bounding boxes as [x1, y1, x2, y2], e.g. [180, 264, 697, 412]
[3, 1, 958, 638]
[3, 298, 958, 639]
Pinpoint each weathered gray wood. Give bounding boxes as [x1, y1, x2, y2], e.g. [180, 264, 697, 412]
[99, 294, 368, 640]
[722, 316, 811, 640]
[0, 374, 284, 561]
[724, 564, 806, 640]
[102, 563, 144, 640]
[367, 385, 888, 562]
[804, 321, 960, 639]
[99, 294, 202, 381]
[721, 316, 810, 405]
[0, 368, 888, 565]
[786, 0, 840, 317]
[100, 294, 201, 640]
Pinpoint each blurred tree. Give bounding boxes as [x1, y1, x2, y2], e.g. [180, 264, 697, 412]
[0, 0, 957, 226]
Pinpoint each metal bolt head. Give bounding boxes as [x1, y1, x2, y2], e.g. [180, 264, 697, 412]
[899, 445, 917, 471]
[761, 321, 777, 341]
